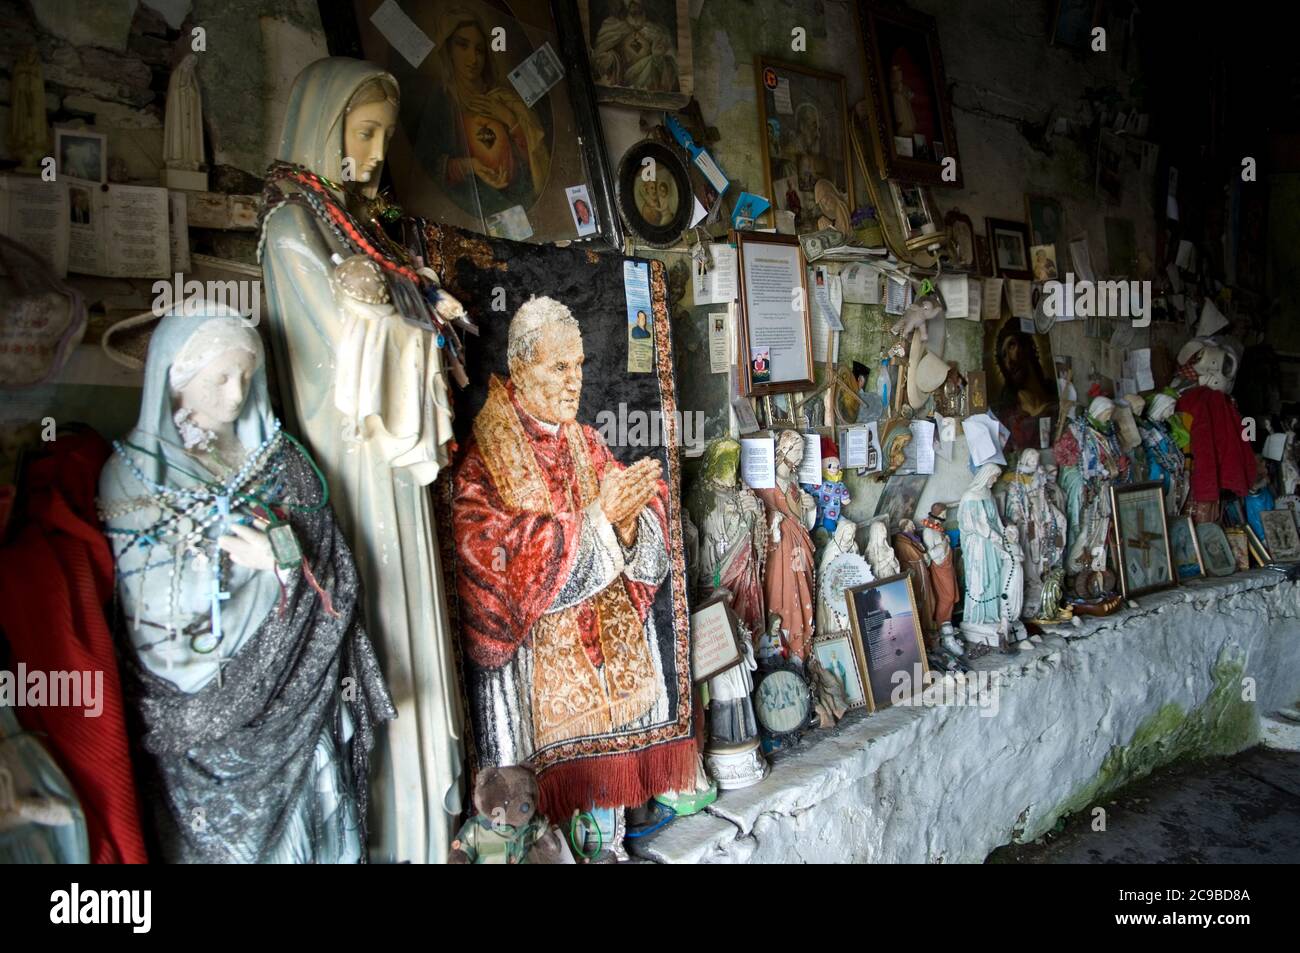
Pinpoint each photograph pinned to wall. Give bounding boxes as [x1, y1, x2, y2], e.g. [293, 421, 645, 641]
[1051, 0, 1103, 50]
[755, 57, 853, 234]
[811, 633, 867, 710]
[615, 138, 692, 247]
[566, 183, 598, 236]
[1109, 481, 1175, 598]
[1197, 522, 1238, 577]
[577, 0, 693, 109]
[944, 208, 975, 269]
[352, 0, 624, 249]
[844, 573, 928, 713]
[888, 180, 940, 249]
[986, 218, 1032, 280]
[854, 0, 962, 186]
[1169, 515, 1205, 580]
[984, 311, 1059, 451]
[55, 128, 107, 183]
[431, 222, 695, 813]
[1029, 243, 1059, 281]
[1260, 510, 1300, 561]
[735, 230, 814, 397]
[1025, 194, 1065, 260]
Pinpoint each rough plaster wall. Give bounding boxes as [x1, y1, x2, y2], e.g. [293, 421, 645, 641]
[633, 573, 1300, 864]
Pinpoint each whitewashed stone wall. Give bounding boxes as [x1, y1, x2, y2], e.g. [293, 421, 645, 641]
[633, 571, 1300, 864]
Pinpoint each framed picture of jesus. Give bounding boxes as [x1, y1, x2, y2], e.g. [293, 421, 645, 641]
[1110, 481, 1176, 599]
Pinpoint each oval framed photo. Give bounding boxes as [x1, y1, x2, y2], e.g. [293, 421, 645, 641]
[616, 139, 693, 248]
[752, 663, 812, 741]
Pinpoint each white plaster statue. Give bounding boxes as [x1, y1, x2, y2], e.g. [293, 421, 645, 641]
[959, 463, 1008, 647]
[814, 178, 853, 234]
[865, 517, 901, 578]
[162, 53, 207, 189]
[707, 633, 759, 747]
[815, 517, 874, 636]
[1001, 524, 1028, 648]
[9, 48, 49, 174]
[260, 59, 464, 864]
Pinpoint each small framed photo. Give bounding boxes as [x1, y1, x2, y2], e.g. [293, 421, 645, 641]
[888, 180, 940, 249]
[1225, 527, 1250, 571]
[615, 139, 693, 248]
[752, 662, 813, 742]
[944, 208, 975, 269]
[844, 572, 928, 713]
[1109, 481, 1175, 598]
[55, 128, 107, 184]
[735, 230, 814, 397]
[1025, 194, 1065, 261]
[811, 633, 867, 710]
[986, 217, 1032, 280]
[688, 598, 744, 684]
[1169, 515, 1205, 580]
[1196, 522, 1238, 577]
[1262, 509, 1300, 561]
[1029, 243, 1059, 281]
[1245, 524, 1272, 566]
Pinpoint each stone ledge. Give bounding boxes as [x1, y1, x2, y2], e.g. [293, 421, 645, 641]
[632, 570, 1300, 864]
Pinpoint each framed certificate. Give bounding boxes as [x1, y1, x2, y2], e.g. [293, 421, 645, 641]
[735, 231, 815, 397]
[689, 598, 744, 683]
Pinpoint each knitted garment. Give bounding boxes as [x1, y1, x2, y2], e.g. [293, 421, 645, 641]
[1177, 386, 1257, 502]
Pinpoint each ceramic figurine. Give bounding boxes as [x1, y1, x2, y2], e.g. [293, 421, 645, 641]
[814, 178, 853, 234]
[755, 430, 817, 664]
[1136, 391, 1189, 515]
[448, 766, 568, 864]
[162, 53, 207, 190]
[9, 48, 49, 174]
[921, 502, 962, 656]
[807, 436, 851, 534]
[815, 517, 874, 636]
[688, 438, 767, 638]
[807, 649, 850, 727]
[958, 463, 1009, 647]
[1054, 397, 1129, 579]
[1282, 422, 1300, 497]
[1000, 524, 1029, 649]
[706, 619, 760, 747]
[1002, 448, 1067, 619]
[260, 58, 466, 863]
[893, 519, 938, 646]
[865, 517, 901, 578]
[99, 310, 395, 863]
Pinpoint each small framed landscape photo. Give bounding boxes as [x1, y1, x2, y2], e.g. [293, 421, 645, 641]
[844, 572, 928, 713]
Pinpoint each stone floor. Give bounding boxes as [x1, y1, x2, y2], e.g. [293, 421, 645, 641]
[987, 743, 1300, 864]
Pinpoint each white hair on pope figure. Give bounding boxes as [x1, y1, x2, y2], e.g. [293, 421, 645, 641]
[507, 295, 580, 371]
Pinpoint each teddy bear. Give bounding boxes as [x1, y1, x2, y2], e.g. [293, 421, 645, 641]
[447, 765, 570, 864]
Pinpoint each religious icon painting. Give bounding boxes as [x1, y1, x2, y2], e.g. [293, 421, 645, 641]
[983, 312, 1059, 452]
[577, 0, 693, 109]
[755, 57, 853, 234]
[844, 573, 928, 713]
[615, 138, 693, 247]
[1109, 481, 1175, 598]
[753, 662, 813, 745]
[1225, 527, 1250, 572]
[812, 633, 867, 710]
[1261, 510, 1300, 561]
[1196, 522, 1237, 577]
[1169, 515, 1205, 580]
[429, 222, 696, 819]
[350, 0, 623, 249]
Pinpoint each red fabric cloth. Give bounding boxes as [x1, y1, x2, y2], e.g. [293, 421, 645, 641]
[1176, 386, 1257, 502]
[0, 430, 148, 863]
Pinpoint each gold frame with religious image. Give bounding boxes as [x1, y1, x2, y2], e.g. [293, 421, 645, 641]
[577, 0, 693, 109]
[1260, 510, 1300, 561]
[1109, 481, 1176, 598]
[754, 56, 854, 234]
[811, 632, 868, 711]
[735, 230, 815, 398]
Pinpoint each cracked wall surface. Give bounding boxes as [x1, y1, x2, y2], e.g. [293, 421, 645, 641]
[632, 572, 1300, 864]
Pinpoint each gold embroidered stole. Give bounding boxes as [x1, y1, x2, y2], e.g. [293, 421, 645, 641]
[473, 375, 657, 748]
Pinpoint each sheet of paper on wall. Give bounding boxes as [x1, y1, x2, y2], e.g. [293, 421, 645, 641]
[963, 412, 1008, 467]
[0, 174, 69, 277]
[732, 396, 761, 434]
[508, 42, 565, 108]
[937, 275, 969, 319]
[1069, 239, 1096, 283]
[369, 0, 434, 68]
[1175, 239, 1196, 271]
[168, 190, 190, 274]
[708, 309, 731, 374]
[910, 419, 936, 474]
[810, 266, 843, 329]
[798, 432, 822, 486]
[1197, 298, 1230, 337]
[841, 424, 870, 469]
[692, 242, 737, 305]
[740, 436, 776, 489]
[966, 278, 982, 321]
[840, 261, 880, 304]
[1128, 347, 1154, 390]
[884, 275, 911, 315]
[624, 260, 654, 373]
[774, 77, 793, 115]
[67, 178, 171, 278]
[1263, 432, 1288, 462]
[1007, 279, 1033, 319]
[981, 277, 1004, 320]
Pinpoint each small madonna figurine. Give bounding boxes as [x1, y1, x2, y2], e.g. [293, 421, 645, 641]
[958, 463, 1008, 648]
[99, 309, 395, 863]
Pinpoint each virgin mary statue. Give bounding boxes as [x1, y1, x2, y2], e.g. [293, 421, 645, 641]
[99, 308, 394, 862]
[260, 58, 465, 863]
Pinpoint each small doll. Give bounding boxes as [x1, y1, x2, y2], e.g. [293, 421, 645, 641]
[448, 765, 567, 864]
[806, 436, 851, 533]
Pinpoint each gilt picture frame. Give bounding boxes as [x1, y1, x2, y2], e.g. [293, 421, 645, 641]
[577, 0, 693, 109]
[1109, 481, 1176, 598]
